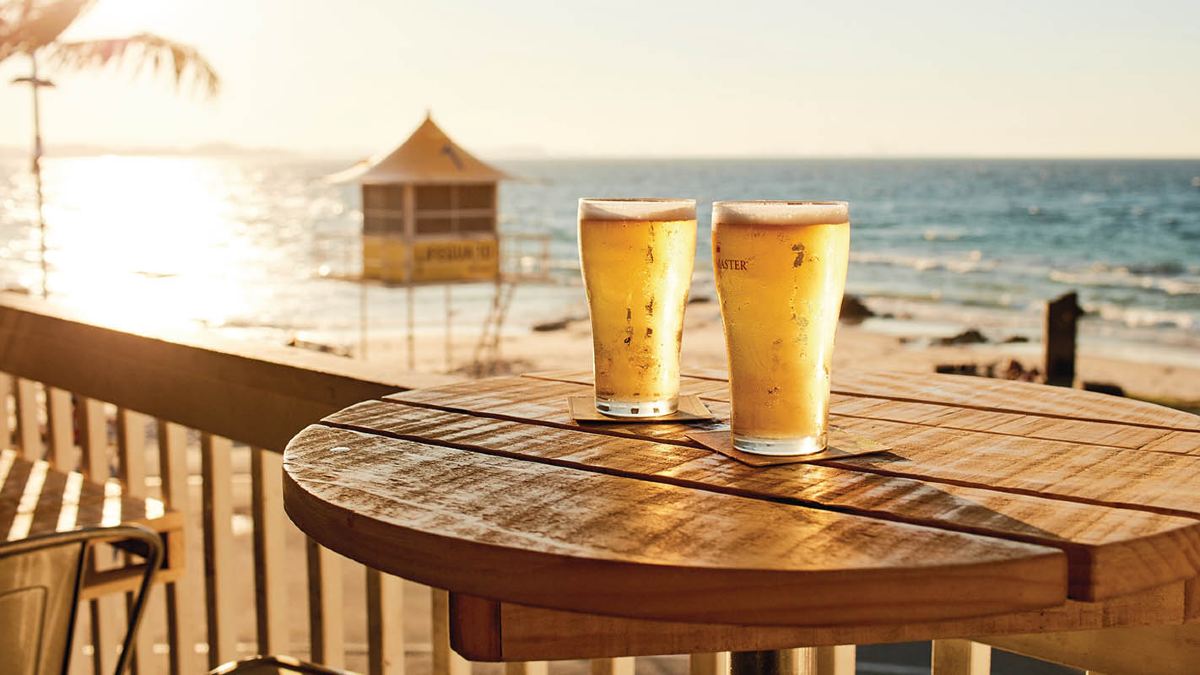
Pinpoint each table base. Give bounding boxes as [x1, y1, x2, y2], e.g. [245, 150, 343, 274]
[731, 649, 805, 675]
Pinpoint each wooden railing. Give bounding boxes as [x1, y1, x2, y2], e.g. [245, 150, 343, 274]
[0, 292, 1048, 675]
[0, 292, 458, 675]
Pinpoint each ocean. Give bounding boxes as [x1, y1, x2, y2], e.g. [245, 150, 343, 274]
[1, 156, 1198, 366]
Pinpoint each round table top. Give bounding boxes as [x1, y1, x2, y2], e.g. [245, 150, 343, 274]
[283, 369, 1200, 628]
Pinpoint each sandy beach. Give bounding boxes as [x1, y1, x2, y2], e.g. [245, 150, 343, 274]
[363, 301, 1200, 407]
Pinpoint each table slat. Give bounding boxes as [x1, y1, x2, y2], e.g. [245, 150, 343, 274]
[329, 400, 1200, 601]
[285, 425, 1066, 626]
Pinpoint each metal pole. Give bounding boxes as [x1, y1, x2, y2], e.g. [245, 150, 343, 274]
[29, 53, 48, 298]
[406, 281, 415, 371]
[444, 284, 452, 372]
[358, 281, 368, 359]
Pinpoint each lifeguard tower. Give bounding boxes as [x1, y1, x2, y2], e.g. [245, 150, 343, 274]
[335, 113, 549, 373]
[355, 113, 508, 283]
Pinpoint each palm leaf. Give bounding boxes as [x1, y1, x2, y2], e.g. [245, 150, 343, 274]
[0, 0, 94, 63]
[44, 32, 220, 97]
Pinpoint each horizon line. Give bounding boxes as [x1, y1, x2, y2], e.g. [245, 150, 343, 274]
[1, 145, 1199, 163]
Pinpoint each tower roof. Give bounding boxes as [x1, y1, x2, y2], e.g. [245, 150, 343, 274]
[334, 114, 509, 185]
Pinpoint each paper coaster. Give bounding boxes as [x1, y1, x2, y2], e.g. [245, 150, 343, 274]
[686, 426, 892, 467]
[567, 395, 716, 423]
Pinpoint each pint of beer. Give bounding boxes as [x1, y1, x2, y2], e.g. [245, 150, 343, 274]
[712, 201, 850, 454]
[579, 199, 697, 417]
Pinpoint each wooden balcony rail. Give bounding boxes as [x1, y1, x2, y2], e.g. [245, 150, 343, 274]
[0, 292, 1070, 675]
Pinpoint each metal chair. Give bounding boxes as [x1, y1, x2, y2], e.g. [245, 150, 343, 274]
[209, 655, 359, 674]
[0, 524, 163, 675]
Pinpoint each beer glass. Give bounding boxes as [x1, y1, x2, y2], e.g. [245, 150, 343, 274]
[712, 201, 850, 454]
[579, 198, 697, 417]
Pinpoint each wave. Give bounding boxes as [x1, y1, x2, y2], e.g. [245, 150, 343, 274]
[1049, 263, 1200, 296]
[851, 250, 1000, 274]
[1085, 302, 1197, 332]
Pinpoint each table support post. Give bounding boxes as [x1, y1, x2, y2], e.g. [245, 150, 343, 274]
[731, 649, 813, 675]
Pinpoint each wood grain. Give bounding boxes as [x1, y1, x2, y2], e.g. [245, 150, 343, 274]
[982, 624, 1200, 675]
[524, 370, 1200, 455]
[0, 291, 453, 451]
[384, 376, 1200, 520]
[676, 368, 1200, 432]
[446, 582, 1186, 661]
[0, 450, 178, 542]
[285, 425, 1067, 626]
[287, 371, 1200, 664]
[327, 400, 1200, 601]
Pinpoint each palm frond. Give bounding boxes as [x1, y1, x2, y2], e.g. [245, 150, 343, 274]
[44, 32, 220, 98]
[0, 0, 94, 63]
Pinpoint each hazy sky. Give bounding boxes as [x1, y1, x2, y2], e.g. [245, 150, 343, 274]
[2, 0, 1199, 158]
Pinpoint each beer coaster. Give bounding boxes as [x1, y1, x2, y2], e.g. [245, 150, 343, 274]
[686, 426, 892, 467]
[567, 395, 716, 423]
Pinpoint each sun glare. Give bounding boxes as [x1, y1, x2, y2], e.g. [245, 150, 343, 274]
[44, 156, 252, 334]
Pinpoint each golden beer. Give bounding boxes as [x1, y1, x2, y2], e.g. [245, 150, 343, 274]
[712, 201, 850, 454]
[579, 199, 697, 417]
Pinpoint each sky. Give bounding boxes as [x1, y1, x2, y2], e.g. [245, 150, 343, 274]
[2, 0, 1199, 158]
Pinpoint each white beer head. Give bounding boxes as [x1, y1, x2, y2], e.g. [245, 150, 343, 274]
[712, 200, 849, 226]
[579, 198, 696, 222]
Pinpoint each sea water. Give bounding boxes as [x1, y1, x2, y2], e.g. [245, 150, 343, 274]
[0, 155, 1197, 365]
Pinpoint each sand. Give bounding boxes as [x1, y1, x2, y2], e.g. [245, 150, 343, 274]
[365, 301, 1200, 406]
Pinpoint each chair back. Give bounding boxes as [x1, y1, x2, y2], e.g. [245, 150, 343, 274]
[0, 525, 163, 675]
[0, 536, 87, 675]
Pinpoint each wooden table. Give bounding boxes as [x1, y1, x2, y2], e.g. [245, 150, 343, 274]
[283, 370, 1200, 674]
[0, 448, 183, 596]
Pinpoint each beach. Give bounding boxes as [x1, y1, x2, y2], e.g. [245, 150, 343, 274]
[363, 303, 1200, 406]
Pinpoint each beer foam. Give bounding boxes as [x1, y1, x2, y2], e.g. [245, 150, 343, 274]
[579, 198, 696, 222]
[713, 200, 849, 226]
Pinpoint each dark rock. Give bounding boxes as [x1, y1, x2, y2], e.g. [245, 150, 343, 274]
[532, 318, 572, 332]
[286, 337, 351, 358]
[935, 328, 989, 346]
[1082, 381, 1126, 397]
[840, 295, 875, 323]
[687, 295, 712, 305]
[1001, 335, 1031, 344]
[935, 363, 981, 376]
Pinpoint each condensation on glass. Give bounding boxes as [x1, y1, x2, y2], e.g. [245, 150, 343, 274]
[712, 200, 851, 454]
[578, 198, 697, 417]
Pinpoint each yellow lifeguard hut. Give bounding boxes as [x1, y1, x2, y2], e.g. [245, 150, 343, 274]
[333, 113, 550, 373]
[351, 113, 509, 283]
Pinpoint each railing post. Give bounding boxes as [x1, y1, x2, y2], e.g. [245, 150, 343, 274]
[431, 587, 470, 675]
[506, 662, 549, 675]
[691, 652, 730, 675]
[307, 538, 346, 667]
[116, 408, 155, 674]
[932, 640, 991, 675]
[591, 658, 635, 675]
[79, 397, 121, 675]
[45, 387, 73, 470]
[0, 374, 13, 450]
[814, 646, 855, 675]
[251, 447, 289, 654]
[367, 568, 406, 675]
[200, 433, 237, 667]
[158, 420, 200, 675]
[15, 378, 41, 460]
